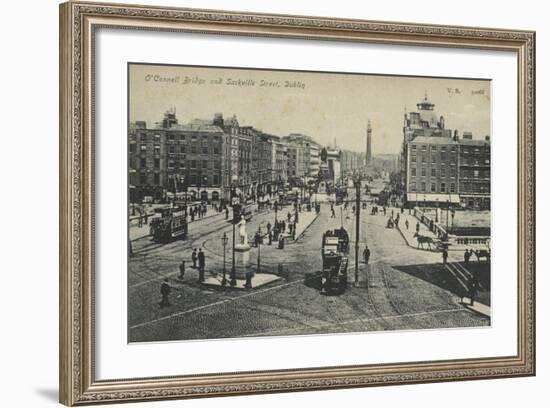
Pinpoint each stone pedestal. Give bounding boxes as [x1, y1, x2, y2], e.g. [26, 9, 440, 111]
[233, 244, 253, 279]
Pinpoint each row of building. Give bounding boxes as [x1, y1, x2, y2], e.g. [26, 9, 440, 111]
[129, 109, 366, 202]
[399, 94, 491, 210]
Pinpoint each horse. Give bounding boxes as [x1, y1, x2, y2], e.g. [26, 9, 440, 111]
[413, 232, 436, 249]
[475, 249, 491, 262]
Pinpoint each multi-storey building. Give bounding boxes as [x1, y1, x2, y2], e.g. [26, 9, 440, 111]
[400, 94, 491, 209]
[283, 133, 321, 182]
[458, 135, 491, 209]
[404, 136, 460, 206]
[326, 148, 342, 186]
[340, 150, 364, 177]
[128, 109, 228, 203]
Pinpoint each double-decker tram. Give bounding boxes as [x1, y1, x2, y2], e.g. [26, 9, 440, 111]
[231, 202, 253, 223]
[150, 206, 188, 242]
[320, 227, 350, 294]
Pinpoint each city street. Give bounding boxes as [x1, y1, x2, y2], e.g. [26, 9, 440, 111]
[128, 199, 490, 342]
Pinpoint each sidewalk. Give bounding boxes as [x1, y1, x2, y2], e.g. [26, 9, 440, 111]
[396, 211, 438, 250]
[460, 299, 491, 317]
[279, 210, 319, 242]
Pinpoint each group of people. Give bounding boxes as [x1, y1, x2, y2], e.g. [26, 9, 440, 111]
[159, 248, 206, 308]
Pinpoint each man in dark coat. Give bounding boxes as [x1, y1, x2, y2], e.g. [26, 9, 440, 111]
[363, 245, 371, 265]
[178, 260, 185, 280]
[198, 249, 206, 282]
[159, 279, 171, 308]
[191, 248, 197, 268]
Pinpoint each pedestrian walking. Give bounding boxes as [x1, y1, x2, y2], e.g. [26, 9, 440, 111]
[178, 260, 186, 280]
[442, 248, 448, 264]
[383, 206, 387, 216]
[225, 207, 229, 220]
[464, 249, 471, 265]
[191, 248, 197, 268]
[198, 249, 205, 282]
[416, 221, 420, 233]
[144, 212, 149, 226]
[331, 207, 336, 218]
[159, 278, 171, 308]
[287, 212, 292, 223]
[468, 275, 479, 306]
[405, 219, 409, 230]
[363, 245, 370, 264]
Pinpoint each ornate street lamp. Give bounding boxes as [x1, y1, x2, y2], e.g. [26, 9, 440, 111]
[230, 183, 237, 287]
[221, 232, 228, 286]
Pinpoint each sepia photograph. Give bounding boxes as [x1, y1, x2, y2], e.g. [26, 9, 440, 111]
[127, 63, 491, 343]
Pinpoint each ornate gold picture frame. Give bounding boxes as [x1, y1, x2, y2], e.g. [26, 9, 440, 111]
[59, 1, 535, 405]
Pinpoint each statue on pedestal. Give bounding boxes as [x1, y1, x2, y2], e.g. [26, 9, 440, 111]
[238, 218, 248, 246]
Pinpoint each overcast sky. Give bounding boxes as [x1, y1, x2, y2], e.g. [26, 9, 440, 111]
[129, 64, 491, 155]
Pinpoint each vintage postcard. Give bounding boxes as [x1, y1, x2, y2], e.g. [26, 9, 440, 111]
[127, 63, 491, 343]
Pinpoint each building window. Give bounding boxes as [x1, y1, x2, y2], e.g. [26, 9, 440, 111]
[411, 168, 416, 176]
[421, 145, 427, 151]
[129, 144, 136, 153]
[154, 158, 160, 169]
[431, 168, 436, 177]
[154, 134, 161, 141]
[213, 174, 219, 185]
[411, 155, 416, 163]
[431, 183, 436, 192]
[140, 157, 146, 168]
[421, 182, 426, 192]
[202, 146, 209, 154]
[180, 145, 186, 153]
[167, 161, 174, 169]
[169, 146, 175, 153]
[191, 135, 197, 141]
[202, 160, 208, 169]
[154, 145, 160, 154]
[140, 173, 147, 184]
[411, 145, 417, 151]
[169, 134, 175, 141]
[440, 183, 446, 193]
[213, 147, 220, 154]
[191, 146, 197, 154]
[140, 144, 147, 151]
[154, 173, 160, 184]
[421, 155, 426, 163]
[441, 167, 446, 177]
[421, 167, 426, 176]
[474, 170, 479, 178]
[180, 135, 185, 141]
[450, 183, 456, 193]
[203, 135, 209, 141]
[190, 160, 196, 169]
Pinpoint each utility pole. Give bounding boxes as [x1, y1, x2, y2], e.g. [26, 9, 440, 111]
[230, 184, 237, 287]
[354, 175, 361, 287]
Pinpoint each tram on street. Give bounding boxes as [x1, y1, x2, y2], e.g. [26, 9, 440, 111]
[232, 202, 253, 223]
[150, 206, 188, 242]
[320, 228, 350, 294]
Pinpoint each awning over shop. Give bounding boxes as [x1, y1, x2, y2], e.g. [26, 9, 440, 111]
[406, 193, 460, 204]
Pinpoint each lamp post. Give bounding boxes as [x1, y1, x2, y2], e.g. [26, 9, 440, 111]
[256, 226, 262, 274]
[446, 199, 450, 232]
[353, 173, 362, 288]
[221, 232, 228, 286]
[230, 183, 237, 287]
